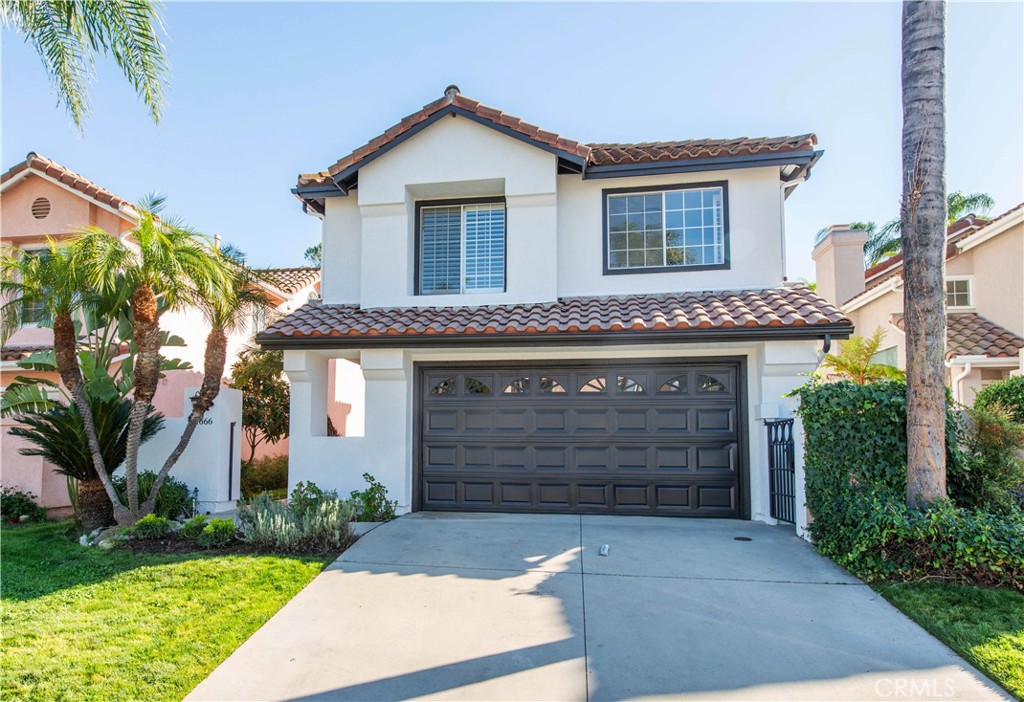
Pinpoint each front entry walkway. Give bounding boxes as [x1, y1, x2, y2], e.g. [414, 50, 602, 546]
[187, 513, 1007, 701]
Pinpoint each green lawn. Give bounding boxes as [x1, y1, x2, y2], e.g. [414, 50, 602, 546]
[876, 582, 1024, 700]
[1, 521, 331, 702]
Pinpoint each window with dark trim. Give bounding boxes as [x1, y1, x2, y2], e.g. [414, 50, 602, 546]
[603, 182, 729, 274]
[417, 198, 506, 295]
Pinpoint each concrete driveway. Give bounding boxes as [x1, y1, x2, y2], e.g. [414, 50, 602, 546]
[188, 513, 1007, 701]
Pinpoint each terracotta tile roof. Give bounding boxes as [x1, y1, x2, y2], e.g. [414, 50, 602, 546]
[258, 267, 321, 295]
[298, 87, 592, 189]
[892, 313, 1024, 359]
[1, 343, 53, 361]
[586, 135, 816, 167]
[862, 206, 1023, 286]
[296, 87, 818, 190]
[0, 152, 136, 216]
[258, 287, 849, 346]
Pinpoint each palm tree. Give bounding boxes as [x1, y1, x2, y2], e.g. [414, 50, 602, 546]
[0, 241, 123, 520]
[9, 397, 163, 530]
[822, 328, 905, 384]
[0, 0, 168, 129]
[80, 197, 231, 522]
[901, 0, 948, 508]
[864, 192, 993, 267]
[145, 262, 274, 514]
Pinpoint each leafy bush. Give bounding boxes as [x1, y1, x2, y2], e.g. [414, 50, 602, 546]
[975, 375, 1024, 424]
[793, 380, 1024, 588]
[240, 455, 288, 498]
[289, 481, 337, 518]
[179, 514, 208, 540]
[951, 406, 1024, 512]
[349, 473, 398, 522]
[0, 487, 46, 522]
[127, 514, 172, 540]
[197, 518, 236, 549]
[238, 483, 355, 554]
[113, 471, 193, 520]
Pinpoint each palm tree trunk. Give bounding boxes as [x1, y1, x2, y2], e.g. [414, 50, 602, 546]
[901, 0, 948, 508]
[52, 313, 128, 523]
[77, 479, 113, 532]
[143, 326, 227, 513]
[124, 284, 162, 519]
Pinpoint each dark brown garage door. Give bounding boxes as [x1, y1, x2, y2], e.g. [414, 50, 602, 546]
[416, 360, 747, 517]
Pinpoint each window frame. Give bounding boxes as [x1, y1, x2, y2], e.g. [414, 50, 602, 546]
[15, 244, 51, 327]
[414, 196, 507, 296]
[945, 276, 973, 310]
[601, 181, 730, 276]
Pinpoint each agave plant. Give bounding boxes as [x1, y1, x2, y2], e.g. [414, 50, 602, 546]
[8, 396, 163, 530]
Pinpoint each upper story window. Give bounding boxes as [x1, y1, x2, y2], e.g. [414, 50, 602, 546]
[418, 199, 506, 295]
[604, 183, 728, 274]
[946, 278, 972, 308]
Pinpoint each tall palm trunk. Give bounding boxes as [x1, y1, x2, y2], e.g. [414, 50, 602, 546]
[53, 313, 128, 523]
[77, 479, 113, 531]
[144, 326, 227, 513]
[123, 284, 162, 519]
[901, 0, 948, 508]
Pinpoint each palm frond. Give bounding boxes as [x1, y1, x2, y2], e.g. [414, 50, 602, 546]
[1, 383, 59, 417]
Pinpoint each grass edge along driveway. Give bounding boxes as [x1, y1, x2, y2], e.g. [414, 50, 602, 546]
[1, 521, 331, 702]
[876, 581, 1024, 700]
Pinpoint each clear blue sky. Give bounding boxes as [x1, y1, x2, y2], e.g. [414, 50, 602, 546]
[3, 2, 1022, 281]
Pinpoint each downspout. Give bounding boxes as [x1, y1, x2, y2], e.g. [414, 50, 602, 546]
[945, 355, 984, 403]
[779, 177, 804, 282]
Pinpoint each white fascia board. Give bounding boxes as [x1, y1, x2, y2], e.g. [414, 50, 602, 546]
[2, 168, 138, 224]
[946, 355, 1020, 367]
[956, 209, 1024, 253]
[842, 277, 901, 313]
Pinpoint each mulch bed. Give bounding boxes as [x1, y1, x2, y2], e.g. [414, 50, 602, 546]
[119, 534, 358, 557]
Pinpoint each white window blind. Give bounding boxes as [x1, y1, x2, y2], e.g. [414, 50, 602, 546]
[420, 202, 505, 294]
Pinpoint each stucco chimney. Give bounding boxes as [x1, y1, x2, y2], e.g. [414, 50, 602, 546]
[812, 225, 868, 306]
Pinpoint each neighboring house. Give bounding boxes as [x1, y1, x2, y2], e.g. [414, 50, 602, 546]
[814, 204, 1024, 403]
[0, 153, 321, 513]
[258, 85, 852, 534]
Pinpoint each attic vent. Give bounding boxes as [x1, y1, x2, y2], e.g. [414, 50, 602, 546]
[31, 197, 51, 219]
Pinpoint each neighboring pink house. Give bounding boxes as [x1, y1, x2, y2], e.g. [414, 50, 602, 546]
[0, 153, 321, 513]
[813, 204, 1024, 403]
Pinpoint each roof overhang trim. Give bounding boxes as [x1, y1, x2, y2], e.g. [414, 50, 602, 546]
[582, 150, 821, 180]
[257, 322, 853, 351]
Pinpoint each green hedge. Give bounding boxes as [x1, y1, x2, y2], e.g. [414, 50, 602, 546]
[792, 380, 1024, 590]
[240, 456, 288, 498]
[975, 375, 1024, 424]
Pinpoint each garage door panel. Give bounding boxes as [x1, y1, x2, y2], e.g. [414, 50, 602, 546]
[419, 362, 744, 517]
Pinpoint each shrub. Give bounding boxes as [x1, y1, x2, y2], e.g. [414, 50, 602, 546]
[197, 518, 237, 549]
[793, 380, 1024, 588]
[349, 473, 398, 522]
[240, 455, 288, 498]
[127, 514, 172, 540]
[238, 484, 355, 554]
[179, 514, 208, 540]
[0, 487, 46, 522]
[113, 471, 193, 520]
[950, 405, 1024, 512]
[974, 375, 1024, 425]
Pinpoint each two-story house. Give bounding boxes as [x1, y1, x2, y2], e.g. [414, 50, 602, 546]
[813, 205, 1024, 403]
[258, 86, 852, 533]
[0, 153, 321, 513]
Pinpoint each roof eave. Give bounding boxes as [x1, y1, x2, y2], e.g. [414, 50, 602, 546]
[257, 322, 853, 351]
[582, 149, 820, 180]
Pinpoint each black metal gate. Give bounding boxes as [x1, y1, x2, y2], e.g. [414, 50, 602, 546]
[765, 418, 795, 523]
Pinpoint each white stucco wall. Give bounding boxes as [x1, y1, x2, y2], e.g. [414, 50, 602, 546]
[556, 166, 786, 297]
[314, 115, 789, 309]
[284, 341, 819, 527]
